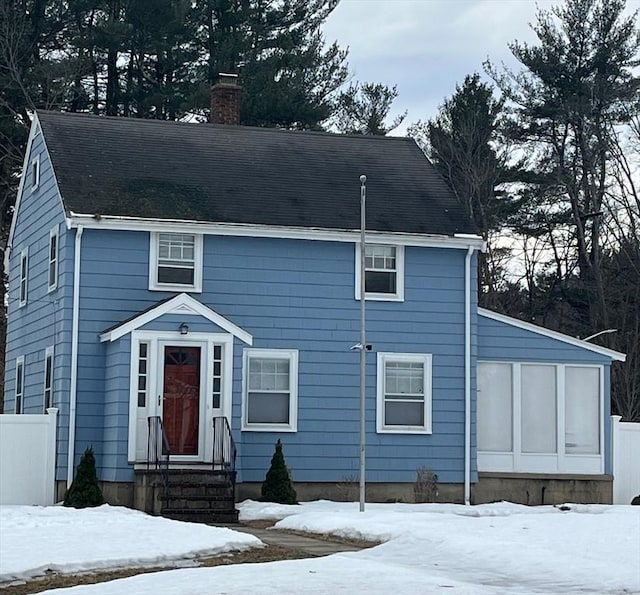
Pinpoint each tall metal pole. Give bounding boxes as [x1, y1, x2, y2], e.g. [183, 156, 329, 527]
[359, 174, 367, 512]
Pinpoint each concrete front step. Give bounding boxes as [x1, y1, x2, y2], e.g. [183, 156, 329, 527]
[162, 496, 235, 510]
[162, 508, 239, 524]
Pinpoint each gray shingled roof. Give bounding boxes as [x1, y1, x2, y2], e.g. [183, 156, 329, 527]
[38, 110, 476, 236]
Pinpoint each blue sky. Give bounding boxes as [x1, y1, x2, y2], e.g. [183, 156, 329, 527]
[322, 0, 640, 133]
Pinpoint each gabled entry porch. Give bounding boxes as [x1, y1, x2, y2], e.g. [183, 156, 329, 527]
[99, 293, 253, 522]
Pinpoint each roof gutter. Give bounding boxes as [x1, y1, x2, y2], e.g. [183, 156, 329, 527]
[67, 225, 83, 487]
[66, 213, 485, 251]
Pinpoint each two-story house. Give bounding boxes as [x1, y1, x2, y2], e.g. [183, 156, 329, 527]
[4, 86, 625, 518]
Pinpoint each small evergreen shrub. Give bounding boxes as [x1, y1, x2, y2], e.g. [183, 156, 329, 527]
[414, 466, 438, 503]
[631, 495, 640, 505]
[261, 439, 297, 504]
[64, 446, 104, 508]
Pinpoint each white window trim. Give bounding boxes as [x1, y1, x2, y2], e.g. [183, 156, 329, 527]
[148, 232, 203, 293]
[19, 247, 28, 307]
[48, 226, 59, 292]
[242, 348, 299, 432]
[31, 155, 40, 191]
[15, 356, 24, 414]
[477, 361, 605, 475]
[376, 352, 432, 434]
[43, 346, 54, 411]
[355, 243, 405, 302]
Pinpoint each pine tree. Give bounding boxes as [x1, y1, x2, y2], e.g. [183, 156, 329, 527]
[64, 446, 104, 508]
[261, 439, 297, 504]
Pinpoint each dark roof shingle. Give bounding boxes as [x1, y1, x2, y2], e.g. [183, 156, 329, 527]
[38, 110, 476, 236]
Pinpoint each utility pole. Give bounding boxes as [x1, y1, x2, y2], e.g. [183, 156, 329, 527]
[359, 174, 367, 512]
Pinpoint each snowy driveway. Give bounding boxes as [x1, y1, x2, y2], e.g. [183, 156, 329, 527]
[1, 501, 638, 594]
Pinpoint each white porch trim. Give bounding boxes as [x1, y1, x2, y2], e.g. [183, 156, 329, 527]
[100, 293, 253, 345]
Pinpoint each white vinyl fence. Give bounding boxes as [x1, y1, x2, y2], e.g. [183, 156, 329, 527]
[611, 416, 640, 505]
[0, 408, 58, 505]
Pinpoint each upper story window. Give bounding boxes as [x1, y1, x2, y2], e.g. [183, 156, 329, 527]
[15, 356, 24, 414]
[149, 232, 203, 292]
[48, 226, 58, 292]
[376, 352, 432, 434]
[19, 248, 28, 307]
[44, 346, 54, 410]
[242, 349, 298, 432]
[31, 155, 40, 190]
[355, 244, 405, 302]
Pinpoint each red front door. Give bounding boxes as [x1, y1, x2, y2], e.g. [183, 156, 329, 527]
[163, 346, 200, 456]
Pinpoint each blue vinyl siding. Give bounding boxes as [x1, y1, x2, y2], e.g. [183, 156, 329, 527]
[478, 313, 613, 474]
[4, 123, 73, 480]
[75, 229, 476, 484]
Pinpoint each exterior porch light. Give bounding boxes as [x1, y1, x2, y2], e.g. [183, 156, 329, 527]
[179, 322, 189, 335]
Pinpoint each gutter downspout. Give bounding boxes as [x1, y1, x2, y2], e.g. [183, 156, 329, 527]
[67, 225, 83, 487]
[464, 245, 474, 505]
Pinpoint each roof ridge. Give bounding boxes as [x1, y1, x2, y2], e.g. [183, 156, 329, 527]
[36, 109, 414, 143]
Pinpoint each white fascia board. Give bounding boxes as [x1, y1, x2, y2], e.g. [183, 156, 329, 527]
[478, 308, 626, 362]
[5, 113, 69, 272]
[100, 293, 253, 345]
[67, 213, 485, 250]
[5, 114, 40, 273]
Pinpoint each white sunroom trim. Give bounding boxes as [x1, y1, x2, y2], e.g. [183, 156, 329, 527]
[478, 308, 626, 362]
[67, 212, 485, 251]
[477, 360, 605, 475]
[100, 293, 253, 345]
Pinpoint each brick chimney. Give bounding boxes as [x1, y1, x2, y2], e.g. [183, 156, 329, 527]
[210, 73, 241, 125]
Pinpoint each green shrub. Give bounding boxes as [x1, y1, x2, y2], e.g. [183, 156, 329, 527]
[261, 439, 297, 504]
[64, 446, 104, 508]
[631, 495, 640, 505]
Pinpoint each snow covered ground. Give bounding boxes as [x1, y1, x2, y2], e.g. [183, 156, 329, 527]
[2, 501, 639, 594]
[0, 504, 261, 584]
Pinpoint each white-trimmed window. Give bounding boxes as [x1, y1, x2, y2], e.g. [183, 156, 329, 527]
[356, 244, 404, 301]
[242, 349, 298, 431]
[19, 248, 28, 307]
[377, 352, 432, 434]
[137, 342, 149, 408]
[477, 362, 603, 474]
[149, 232, 203, 292]
[15, 356, 24, 414]
[48, 226, 58, 291]
[43, 346, 54, 410]
[31, 155, 40, 190]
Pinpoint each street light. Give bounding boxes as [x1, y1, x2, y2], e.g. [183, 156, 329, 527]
[583, 329, 617, 342]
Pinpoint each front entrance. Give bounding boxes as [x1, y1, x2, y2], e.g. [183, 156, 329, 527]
[162, 346, 201, 456]
[130, 332, 233, 465]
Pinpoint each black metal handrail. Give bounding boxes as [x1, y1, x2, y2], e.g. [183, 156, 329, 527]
[147, 416, 170, 498]
[212, 416, 237, 501]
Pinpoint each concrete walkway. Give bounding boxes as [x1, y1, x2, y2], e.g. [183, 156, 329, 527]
[228, 525, 369, 557]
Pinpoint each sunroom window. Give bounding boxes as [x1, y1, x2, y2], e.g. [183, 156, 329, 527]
[477, 362, 602, 474]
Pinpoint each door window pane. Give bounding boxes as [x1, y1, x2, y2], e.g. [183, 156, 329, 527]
[565, 367, 600, 454]
[478, 363, 513, 452]
[521, 365, 557, 453]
